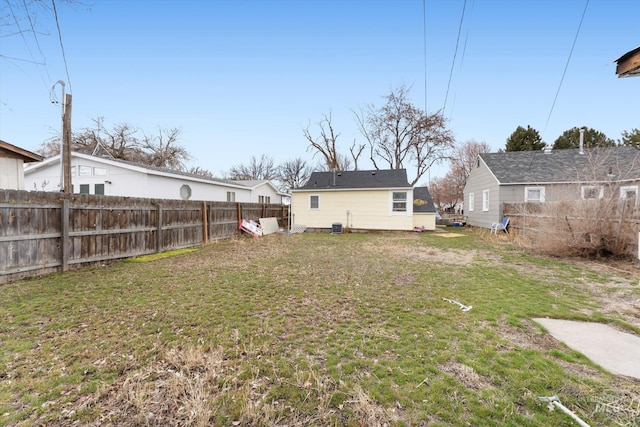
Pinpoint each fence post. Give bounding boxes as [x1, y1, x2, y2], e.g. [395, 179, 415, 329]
[202, 201, 208, 244]
[156, 203, 163, 253]
[236, 202, 242, 236]
[61, 198, 69, 271]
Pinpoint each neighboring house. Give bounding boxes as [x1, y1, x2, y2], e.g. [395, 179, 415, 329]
[230, 179, 288, 204]
[291, 169, 414, 232]
[0, 140, 43, 190]
[412, 186, 437, 231]
[24, 151, 282, 203]
[463, 146, 640, 229]
[615, 46, 640, 77]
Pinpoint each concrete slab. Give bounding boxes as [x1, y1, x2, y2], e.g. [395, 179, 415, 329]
[533, 318, 640, 379]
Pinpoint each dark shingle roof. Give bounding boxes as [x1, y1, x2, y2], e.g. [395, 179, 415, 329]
[413, 186, 436, 213]
[481, 147, 640, 184]
[298, 169, 411, 190]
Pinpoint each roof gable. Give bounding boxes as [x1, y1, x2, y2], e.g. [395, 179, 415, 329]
[480, 147, 640, 184]
[0, 140, 43, 162]
[413, 186, 436, 213]
[298, 169, 411, 190]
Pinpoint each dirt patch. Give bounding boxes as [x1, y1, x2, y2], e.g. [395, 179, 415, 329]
[360, 240, 477, 266]
[437, 360, 494, 391]
[494, 317, 561, 353]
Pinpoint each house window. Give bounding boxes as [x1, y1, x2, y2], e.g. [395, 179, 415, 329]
[309, 195, 320, 209]
[259, 195, 264, 204]
[94, 167, 107, 176]
[525, 187, 545, 202]
[482, 190, 489, 211]
[95, 183, 105, 195]
[265, 196, 271, 204]
[620, 186, 638, 202]
[392, 191, 407, 212]
[581, 186, 602, 199]
[79, 184, 90, 194]
[469, 193, 474, 212]
[79, 165, 92, 176]
[227, 191, 235, 202]
[71, 166, 76, 176]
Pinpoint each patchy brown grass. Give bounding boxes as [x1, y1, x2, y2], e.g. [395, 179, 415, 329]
[2, 230, 640, 426]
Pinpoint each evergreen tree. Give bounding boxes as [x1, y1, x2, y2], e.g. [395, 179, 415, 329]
[553, 126, 615, 149]
[620, 128, 640, 148]
[505, 125, 545, 151]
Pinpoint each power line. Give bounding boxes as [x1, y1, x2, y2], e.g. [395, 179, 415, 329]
[5, 0, 51, 91]
[423, 0, 428, 115]
[21, 0, 53, 86]
[448, 0, 475, 120]
[542, 0, 590, 138]
[51, 0, 72, 93]
[443, 0, 466, 117]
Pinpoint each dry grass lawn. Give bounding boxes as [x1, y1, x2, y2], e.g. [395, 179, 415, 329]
[1, 229, 640, 426]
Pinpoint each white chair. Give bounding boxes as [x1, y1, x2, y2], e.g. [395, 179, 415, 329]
[490, 216, 509, 234]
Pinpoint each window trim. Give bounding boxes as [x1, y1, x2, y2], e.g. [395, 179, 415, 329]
[524, 186, 545, 203]
[620, 185, 638, 203]
[581, 185, 602, 200]
[391, 191, 408, 214]
[309, 194, 320, 210]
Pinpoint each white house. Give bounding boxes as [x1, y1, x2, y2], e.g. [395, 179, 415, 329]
[24, 152, 284, 203]
[0, 140, 43, 190]
[230, 179, 287, 204]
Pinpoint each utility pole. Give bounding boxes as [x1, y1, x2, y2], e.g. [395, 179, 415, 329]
[62, 93, 72, 193]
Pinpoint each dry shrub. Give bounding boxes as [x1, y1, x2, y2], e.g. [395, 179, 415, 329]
[510, 194, 638, 258]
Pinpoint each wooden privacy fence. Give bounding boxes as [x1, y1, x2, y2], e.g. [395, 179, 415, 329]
[0, 190, 289, 284]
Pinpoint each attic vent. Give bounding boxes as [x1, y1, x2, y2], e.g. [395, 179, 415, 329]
[371, 171, 376, 175]
[337, 172, 342, 176]
[542, 146, 552, 154]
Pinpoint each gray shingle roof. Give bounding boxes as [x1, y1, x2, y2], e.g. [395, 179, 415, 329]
[412, 186, 436, 213]
[298, 169, 411, 190]
[480, 147, 640, 184]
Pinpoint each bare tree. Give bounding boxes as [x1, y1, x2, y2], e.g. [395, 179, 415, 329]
[141, 127, 190, 170]
[355, 84, 455, 186]
[37, 118, 191, 171]
[278, 157, 313, 191]
[450, 139, 492, 188]
[430, 140, 491, 212]
[226, 155, 278, 180]
[187, 166, 215, 179]
[303, 112, 363, 171]
[429, 175, 460, 213]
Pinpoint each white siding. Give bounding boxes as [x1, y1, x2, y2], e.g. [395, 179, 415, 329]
[413, 213, 436, 231]
[24, 154, 253, 201]
[0, 158, 24, 190]
[291, 189, 414, 231]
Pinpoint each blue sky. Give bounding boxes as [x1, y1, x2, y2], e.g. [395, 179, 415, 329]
[1, 0, 638, 182]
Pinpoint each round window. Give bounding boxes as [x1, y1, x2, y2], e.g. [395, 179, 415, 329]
[180, 184, 192, 200]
